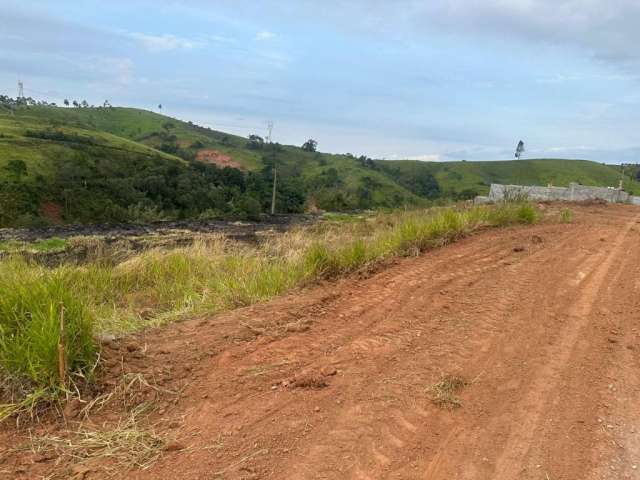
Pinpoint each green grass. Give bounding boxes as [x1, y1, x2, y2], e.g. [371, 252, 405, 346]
[560, 208, 574, 223]
[0, 202, 540, 418]
[378, 158, 640, 197]
[0, 265, 95, 418]
[0, 237, 67, 253]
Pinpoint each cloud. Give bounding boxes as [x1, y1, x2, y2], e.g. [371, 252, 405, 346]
[127, 32, 201, 52]
[255, 30, 276, 41]
[405, 154, 442, 162]
[283, 1, 640, 71]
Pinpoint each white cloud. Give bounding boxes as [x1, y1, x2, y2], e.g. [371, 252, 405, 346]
[255, 30, 276, 41]
[405, 153, 442, 162]
[128, 32, 200, 52]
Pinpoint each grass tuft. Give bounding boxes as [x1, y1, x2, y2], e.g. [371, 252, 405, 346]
[428, 374, 468, 409]
[560, 208, 574, 223]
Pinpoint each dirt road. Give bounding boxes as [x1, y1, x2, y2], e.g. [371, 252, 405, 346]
[5, 204, 640, 479]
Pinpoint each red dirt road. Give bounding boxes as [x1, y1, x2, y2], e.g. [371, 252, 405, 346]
[4, 204, 640, 479]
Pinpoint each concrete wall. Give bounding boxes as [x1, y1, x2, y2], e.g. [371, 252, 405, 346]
[481, 183, 640, 205]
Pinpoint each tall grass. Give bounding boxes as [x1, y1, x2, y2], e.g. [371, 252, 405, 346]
[0, 202, 538, 414]
[0, 264, 95, 417]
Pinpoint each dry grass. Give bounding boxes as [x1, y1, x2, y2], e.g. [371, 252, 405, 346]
[80, 372, 180, 419]
[28, 405, 166, 472]
[428, 374, 468, 409]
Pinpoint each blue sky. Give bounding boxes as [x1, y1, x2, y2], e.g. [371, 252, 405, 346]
[2, 0, 640, 163]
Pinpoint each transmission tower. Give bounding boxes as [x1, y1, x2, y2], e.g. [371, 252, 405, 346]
[266, 121, 274, 144]
[17, 80, 24, 99]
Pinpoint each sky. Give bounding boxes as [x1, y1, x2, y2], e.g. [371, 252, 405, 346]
[2, 0, 640, 163]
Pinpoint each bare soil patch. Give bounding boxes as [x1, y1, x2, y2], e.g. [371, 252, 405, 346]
[196, 149, 243, 169]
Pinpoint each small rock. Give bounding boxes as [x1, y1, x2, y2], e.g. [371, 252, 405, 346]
[314, 406, 321, 412]
[126, 342, 140, 352]
[71, 465, 93, 479]
[63, 398, 83, 419]
[32, 452, 54, 463]
[513, 246, 525, 252]
[321, 366, 337, 377]
[163, 441, 186, 452]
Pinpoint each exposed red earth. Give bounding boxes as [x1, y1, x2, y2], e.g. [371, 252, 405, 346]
[2, 203, 640, 479]
[196, 149, 243, 169]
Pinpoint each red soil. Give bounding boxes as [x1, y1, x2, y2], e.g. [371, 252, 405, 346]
[196, 149, 242, 169]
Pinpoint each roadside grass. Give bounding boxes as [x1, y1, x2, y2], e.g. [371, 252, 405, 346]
[0, 202, 538, 418]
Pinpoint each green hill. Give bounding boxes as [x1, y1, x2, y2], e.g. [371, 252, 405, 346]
[0, 101, 421, 227]
[377, 159, 640, 199]
[2, 96, 639, 228]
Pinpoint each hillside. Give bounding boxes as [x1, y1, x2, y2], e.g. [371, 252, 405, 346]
[2, 98, 640, 228]
[0, 102, 422, 227]
[377, 158, 640, 199]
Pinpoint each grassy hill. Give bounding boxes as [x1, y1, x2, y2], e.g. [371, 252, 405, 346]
[0, 102, 422, 227]
[377, 159, 640, 199]
[2, 97, 639, 228]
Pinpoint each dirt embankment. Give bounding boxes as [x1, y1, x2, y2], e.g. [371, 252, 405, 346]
[2, 204, 640, 479]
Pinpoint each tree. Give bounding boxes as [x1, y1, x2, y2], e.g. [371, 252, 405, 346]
[246, 134, 265, 150]
[63, 99, 69, 107]
[302, 139, 317, 152]
[515, 140, 525, 160]
[3, 159, 27, 181]
[72, 100, 79, 108]
[81, 100, 89, 108]
[158, 104, 162, 111]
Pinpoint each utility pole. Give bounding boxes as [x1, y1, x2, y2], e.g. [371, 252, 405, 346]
[271, 161, 277, 215]
[267, 121, 277, 215]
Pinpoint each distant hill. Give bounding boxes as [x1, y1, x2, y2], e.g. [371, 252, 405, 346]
[0, 102, 421, 227]
[377, 158, 640, 199]
[1, 96, 638, 227]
